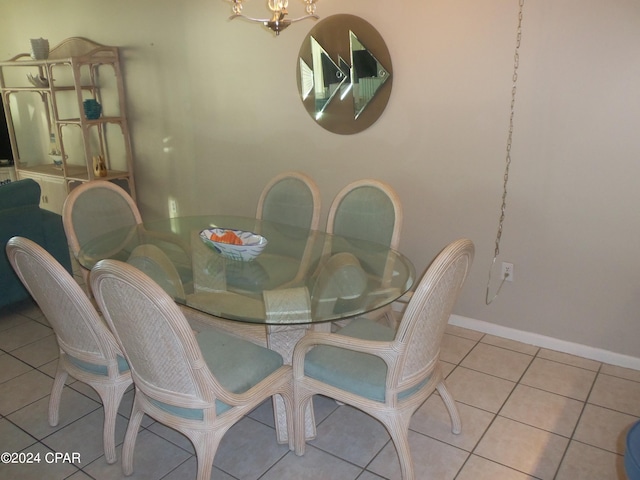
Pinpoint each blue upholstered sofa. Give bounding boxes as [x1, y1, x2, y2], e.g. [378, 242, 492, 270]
[0, 178, 72, 309]
[627, 420, 640, 480]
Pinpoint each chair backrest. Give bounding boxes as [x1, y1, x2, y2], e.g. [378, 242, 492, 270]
[90, 259, 219, 410]
[127, 244, 185, 299]
[327, 179, 402, 249]
[393, 239, 474, 389]
[309, 252, 368, 319]
[5, 236, 123, 372]
[256, 171, 321, 230]
[62, 181, 142, 262]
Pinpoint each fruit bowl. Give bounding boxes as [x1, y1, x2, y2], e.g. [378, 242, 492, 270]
[200, 228, 268, 262]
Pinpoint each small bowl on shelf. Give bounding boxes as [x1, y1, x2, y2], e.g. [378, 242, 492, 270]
[200, 228, 268, 262]
[49, 154, 63, 167]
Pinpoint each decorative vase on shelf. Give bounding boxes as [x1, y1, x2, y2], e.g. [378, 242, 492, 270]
[93, 155, 107, 177]
[49, 154, 63, 168]
[83, 99, 102, 120]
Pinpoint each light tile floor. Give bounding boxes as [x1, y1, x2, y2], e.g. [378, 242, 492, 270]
[1, 294, 639, 479]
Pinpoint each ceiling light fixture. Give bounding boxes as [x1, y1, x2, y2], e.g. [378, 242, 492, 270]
[228, 0, 320, 35]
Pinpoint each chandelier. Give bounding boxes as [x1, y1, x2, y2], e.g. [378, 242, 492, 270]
[228, 0, 320, 35]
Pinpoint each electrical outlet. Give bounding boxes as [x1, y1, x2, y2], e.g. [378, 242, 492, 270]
[501, 262, 514, 282]
[169, 199, 178, 215]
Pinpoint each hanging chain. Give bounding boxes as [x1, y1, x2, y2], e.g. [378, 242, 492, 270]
[486, 0, 525, 305]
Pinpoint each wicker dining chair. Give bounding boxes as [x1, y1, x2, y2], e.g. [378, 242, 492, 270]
[90, 259, 294, 480]
[292, 239, 474, 480]
[62, 181, 141, 294]
[5, 236, 132, 465]
[325, 178, 404, 327]
[62, 181, 190, 297]
[327, 178, 403, 249]
[256, 171, 321, 230]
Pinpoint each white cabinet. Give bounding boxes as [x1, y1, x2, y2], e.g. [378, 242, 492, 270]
[0, 37, 136, 213]
[17, 169, 67, 213]
[0, 165, 16, 184]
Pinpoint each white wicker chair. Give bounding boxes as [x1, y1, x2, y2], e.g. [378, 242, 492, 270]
[62, 181, 190, 297]
[62, 181, 142, 294]
[325, 178, 404, 327]
[327, 178, 402, 249]
[5, 236, 132, 464]
[90, 259, 294, 480]
[256, 171, 321, 230]
[292, 239, 474, 480]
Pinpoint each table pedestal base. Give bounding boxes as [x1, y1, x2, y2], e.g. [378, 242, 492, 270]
[264, 288, 316, 443]
[267, 327, 316, 444]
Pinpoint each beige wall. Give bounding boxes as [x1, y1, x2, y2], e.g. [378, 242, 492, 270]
[3, 0, 640, 360]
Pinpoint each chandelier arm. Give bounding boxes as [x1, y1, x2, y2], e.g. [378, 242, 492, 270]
[229, 14, 272, 23]
[288, 14, 319, 23]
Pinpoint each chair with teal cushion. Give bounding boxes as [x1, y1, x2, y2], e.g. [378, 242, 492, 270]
[5, 236, 132, 465]
[63, 181, 191, 298]
[327, 178, 402, 250]
[256, 171, 322, 293]
[325, 178, 404, 328]
[256, 171, 321, 230]
[292, 239, 474, 480]
[62, 181, 142, 295]
[90, 259, 294, 480]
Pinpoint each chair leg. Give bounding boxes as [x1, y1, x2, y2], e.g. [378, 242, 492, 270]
[48, 363, 68, 427]
[274, 386, 296, 451]
[293, 390, 313, 456]
[384, 415, 415, 480]
[93, 381, 131, 464]
[192, 431, 224, 480]
[437, 381, 462, 434]
[122, 398, 145, 476]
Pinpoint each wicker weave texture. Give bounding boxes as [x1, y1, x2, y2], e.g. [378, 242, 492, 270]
[292, 238, 474, 480]
[6, 236, 132, 465]
[256, 171, 322, 231]
[91, 259, 294, 480]
[62, 181, 142, 295]
[326, 179, 404, 328]
[326, 178, 403, 250]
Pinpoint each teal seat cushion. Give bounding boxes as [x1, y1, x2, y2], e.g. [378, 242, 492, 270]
[67, 354, 129, 375]
[150, 329, 284, 418]
[304, 318, 425, 402]
[304, 318, 428, 402]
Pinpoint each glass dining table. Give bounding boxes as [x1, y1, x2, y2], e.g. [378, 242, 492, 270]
[77, 214, 415, 442]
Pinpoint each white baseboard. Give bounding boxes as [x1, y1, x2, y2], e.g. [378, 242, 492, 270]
[449, 314, 640, 371]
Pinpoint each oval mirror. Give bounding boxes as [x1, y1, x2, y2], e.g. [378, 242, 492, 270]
[297, 14, 393, 135]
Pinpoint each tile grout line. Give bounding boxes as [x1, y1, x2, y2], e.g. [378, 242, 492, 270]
[550, 362, 604, 480]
